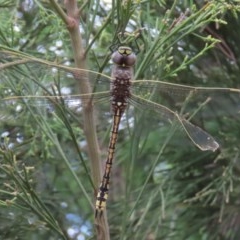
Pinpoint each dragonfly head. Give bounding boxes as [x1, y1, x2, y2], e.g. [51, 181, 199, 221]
[111, 46, 136, 67]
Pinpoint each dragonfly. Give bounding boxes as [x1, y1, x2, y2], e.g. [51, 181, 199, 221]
[0, 47, 240, 217]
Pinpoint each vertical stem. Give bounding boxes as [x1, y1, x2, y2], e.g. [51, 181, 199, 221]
[50, 0, 110, 239]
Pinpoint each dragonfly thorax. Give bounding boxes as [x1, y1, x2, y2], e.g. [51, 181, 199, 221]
[111, 46, 136, 67]
[111, 77, 131, 112]
[110, 46, 135, 113]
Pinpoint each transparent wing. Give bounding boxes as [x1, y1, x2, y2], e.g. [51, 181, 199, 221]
[131, 80, 240, 151]
[0, 52, 114, 145]
[130, 94, 219, 152]
[0, 51, 113, 103]
[1, 51, 240, 151]
[132, 80, 240, 118]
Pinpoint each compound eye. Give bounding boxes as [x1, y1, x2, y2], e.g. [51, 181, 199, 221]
[125, 54, 136, 66]
[111, 46, 136, 66]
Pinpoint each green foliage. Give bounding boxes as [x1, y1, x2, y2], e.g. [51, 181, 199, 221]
[0, 0, 240, 239]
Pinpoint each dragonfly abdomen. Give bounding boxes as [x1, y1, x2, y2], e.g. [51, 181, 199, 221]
[95, 107, 124, 217]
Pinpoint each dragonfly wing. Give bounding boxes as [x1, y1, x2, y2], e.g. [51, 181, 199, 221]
[130, 94, 219, 152]
[180, 117, 219, 151]
[132, 80, 240, 118]
[0, 51, 113, 101]
[0, 52, 113, 140]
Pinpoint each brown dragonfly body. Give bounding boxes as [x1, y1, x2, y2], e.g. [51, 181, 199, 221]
[95, 47, 136, 216]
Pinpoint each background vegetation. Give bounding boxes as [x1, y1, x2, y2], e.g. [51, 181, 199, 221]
[0, 0, 240, 239]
